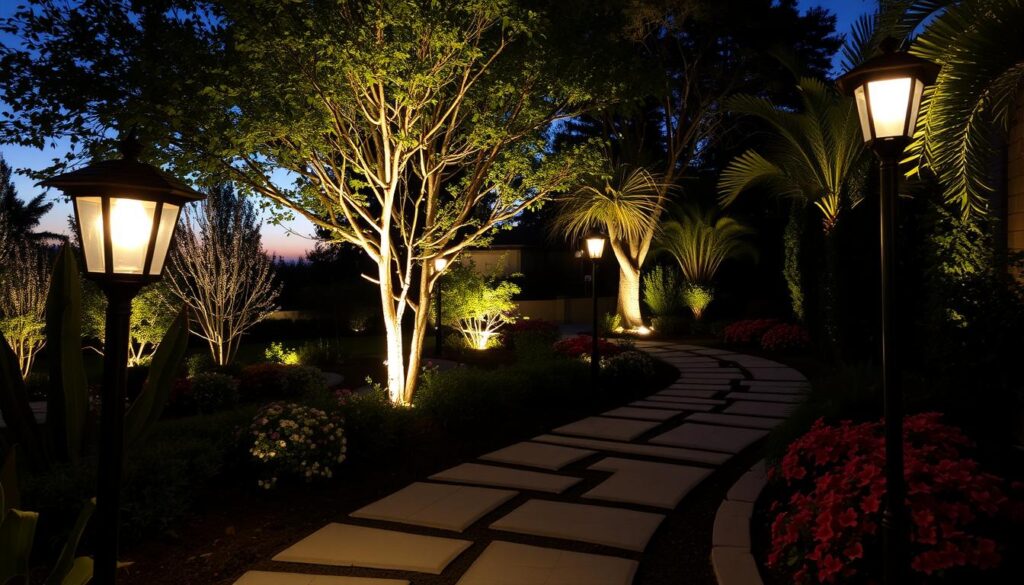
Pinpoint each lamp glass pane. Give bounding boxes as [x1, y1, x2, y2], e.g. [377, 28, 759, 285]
[75, 197, 106, 273]
[109, 197, 157, 274]
[148, 203, 179, 276]
[854, 86, 872, 142]
[586, 237, 605, 259]
[907, 78, 924, 137]
[866, 77, 913, 138]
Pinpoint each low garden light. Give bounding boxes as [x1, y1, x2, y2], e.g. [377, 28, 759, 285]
[42, 133, 205, 585]
[837, 37, 939, 585]
[584, 229, 606, 384]
[433, 257, 449, 356]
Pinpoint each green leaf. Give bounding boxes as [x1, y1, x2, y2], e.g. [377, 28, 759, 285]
[44, 498, 95, 585]
[0, 508, 39, 584]
[125, 310, 189, 447]
[45, 246, 88, 461]
[0, 333, 46, 468]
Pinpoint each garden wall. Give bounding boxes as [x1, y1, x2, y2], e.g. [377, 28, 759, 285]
[1008, 93, 1024, 255]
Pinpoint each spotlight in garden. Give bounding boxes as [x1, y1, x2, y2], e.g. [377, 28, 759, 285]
[837, 38, 939, 585]
[584, 228, 606, 386]
[43, 132, 204, 585]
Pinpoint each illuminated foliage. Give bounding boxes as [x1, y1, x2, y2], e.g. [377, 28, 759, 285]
[438, 260, 520, 351]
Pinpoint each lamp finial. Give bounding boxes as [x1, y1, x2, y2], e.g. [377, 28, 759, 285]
[879, 36, 900, 55]
[118, 127, 142, 162]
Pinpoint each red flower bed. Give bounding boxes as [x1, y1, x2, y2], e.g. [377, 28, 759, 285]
[722, 318, 780, 345]
[552, 335, 623, 359]
[760, 322, 811, 352]
[768, 414, 1024, 584]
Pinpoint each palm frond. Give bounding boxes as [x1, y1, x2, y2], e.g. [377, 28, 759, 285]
[552, 166, 666, 245]
[655, 206, 756, 284]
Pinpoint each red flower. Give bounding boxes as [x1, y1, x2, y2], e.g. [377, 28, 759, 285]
[844, 542, 864, 560]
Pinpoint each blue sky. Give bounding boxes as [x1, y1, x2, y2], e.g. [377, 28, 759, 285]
[0, 0, 874, 260]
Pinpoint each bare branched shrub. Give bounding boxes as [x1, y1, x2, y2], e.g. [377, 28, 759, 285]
[165, 185, 279, 366]
[0, 241, 50, 377]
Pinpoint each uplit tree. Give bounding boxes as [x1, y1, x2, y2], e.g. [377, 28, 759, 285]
[0, 242, 50, 377]
[82, 281, 180, 367]
[0, 0, 603, 403]
[165, 185, 279, 366]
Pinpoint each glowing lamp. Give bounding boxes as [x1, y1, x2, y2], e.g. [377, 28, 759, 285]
[584, 229, 606, 260]
[43, 136, 204, 284]
[837, 37, 940, 150]
[434, 257, 449, 272]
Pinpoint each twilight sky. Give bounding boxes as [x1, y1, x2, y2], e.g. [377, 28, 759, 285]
[0, 0, 874, 261]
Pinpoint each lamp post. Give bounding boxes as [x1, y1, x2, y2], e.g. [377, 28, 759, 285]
[42, 135, 205, 585]
[433, 257, 449, 357]
[837, 37, 939, 585]
[584, 230, 606, 384]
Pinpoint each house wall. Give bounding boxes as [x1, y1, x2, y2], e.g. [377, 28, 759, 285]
[461, 248, 522, 275]
[1009, 95, 1024, 254]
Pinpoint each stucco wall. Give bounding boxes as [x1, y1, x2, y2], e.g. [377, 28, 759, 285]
[1009, 95, 1024, 254]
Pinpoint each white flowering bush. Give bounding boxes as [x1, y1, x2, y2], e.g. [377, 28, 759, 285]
[246, 402, 346, 489]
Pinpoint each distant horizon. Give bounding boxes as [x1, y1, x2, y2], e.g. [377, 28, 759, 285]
[0, 0, 871, 261]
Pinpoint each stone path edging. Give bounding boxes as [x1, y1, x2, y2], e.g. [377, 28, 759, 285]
[234, 341, 807, 585]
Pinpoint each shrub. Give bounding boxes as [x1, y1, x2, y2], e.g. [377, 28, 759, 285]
[642, 265, 686, 317]
[439, 259, 520, 350]
[683, 283, 714, 320]
[602, 350, 656, 381]
[296, 338, 344, 368]
[507, 319, 560, 362]
[553, 335, 624, 360]
[761, 322, 811, 352]
[185, 352, 215, 377]
[239, 363, 291, 399]
[767, 414, 1024, 584]
[24, 371, 48, 401]
[264, 341, 300, 365]
[284, 365, 327, 397]
[334, 387, 411, 463]
[600, 312, 623, 335]
[722, 318, 780, 345]
[190, 372, 240, 413]
[245, 402, 346, 489]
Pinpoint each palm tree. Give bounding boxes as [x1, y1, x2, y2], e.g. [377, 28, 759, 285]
[717, 77, 867, 341]
[552, 166, 666, 329]
[655, 205, 755, 319]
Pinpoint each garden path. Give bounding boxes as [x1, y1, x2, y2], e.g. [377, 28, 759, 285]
[232, 340, 808, 585]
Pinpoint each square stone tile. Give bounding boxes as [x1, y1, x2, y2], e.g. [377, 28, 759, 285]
[350, 482, 516, 532]
[234, 572, 408, 585]
[631, 400, 715, 412]
[712, 547, 762, 585]
[650, 394, 726, 405]
[741, 384, 807, 395]
[429, 463, 580, 493]
[713, 500, 754, 547]
[679, 372, 742, 380]
[273, 524, 470, 574]
[724, 402, 794, 418]
[746, 367, 806, 381]
[480, 442, 596, 471]
[650, 423, 767, 453]
[456, 541, 638, 585]
[584, 457, 712, 509]
[660, 389, 721, 398]
[687, 413, 784, 430]
[603, 406, 680, 421]
[532, 434, 729, 465]
[725, 392, 801, 404]
[490, 499, 664, 551]
[552, 416, 659, 441]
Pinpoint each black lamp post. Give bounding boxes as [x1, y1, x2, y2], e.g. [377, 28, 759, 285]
[837, 37, 939, 585]
[42, 135, 205, 585]
[584, 229, 606, 384]
[433, 256, 448, 357]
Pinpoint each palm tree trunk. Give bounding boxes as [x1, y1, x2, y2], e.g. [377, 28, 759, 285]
[609, 239, 644, 329]
[821, 230, 843, 359]
[784, 203, 806, 322]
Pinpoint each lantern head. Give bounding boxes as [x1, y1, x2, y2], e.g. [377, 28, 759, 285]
[584, 229, 606, 260]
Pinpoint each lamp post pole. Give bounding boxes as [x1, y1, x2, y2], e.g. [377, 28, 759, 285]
[591, 259, 599, 384]
[94, 284, 141, 585]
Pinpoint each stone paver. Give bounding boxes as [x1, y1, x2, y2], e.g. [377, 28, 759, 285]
[712, 500, 754, 547]
[456, 541, 638, 585]
[273, 524, 471, 574]
[660, 389, 721, 398]
[533, 434, 729, 465]
[726, 467, 768, 504]
[603, 406, 680, 421]
[552, 416, 659, 441]
[711, 547, 763, 585]
[649, 394, 726, 405]
[349, 482, 516, 532]
[479, 442, 596, 470]
[725, 392, 801, 404]
[235, 573, 408, 585]
[650, 423, 767, 453]
[630, 400, 715, 412]
[724, 402, 795, 418]
[584, 457, 712, 509]
[430, 463, 580, 493]
[746, 367, 806, 381]
[490, 499, 664, 551]
[741, 384, 806, 395]
[687, 412, 784, 430]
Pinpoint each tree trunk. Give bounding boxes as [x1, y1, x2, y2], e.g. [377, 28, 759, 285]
[403, 301, 430, 404]
[616, 263, 644, 329]
[821, 229, 843, 359]
[783, 204, 806, 322]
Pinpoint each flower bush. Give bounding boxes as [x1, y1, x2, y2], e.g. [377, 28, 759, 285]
[552, 335, 624, 360]
[240, 363, 292, 399]
[602, 350, 656, 381]
[246, 402, 346, 489]
[761, 322, 811, 352]
[508, 319, 560, 361]
[768, 414, 1023, 584]
[190, 372, 240, 413]
[722, 318, 780, 345]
